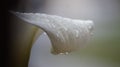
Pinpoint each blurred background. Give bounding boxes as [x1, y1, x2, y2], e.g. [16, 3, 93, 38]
[8, 0, 120, 67]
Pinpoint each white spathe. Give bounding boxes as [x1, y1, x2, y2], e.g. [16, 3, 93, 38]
[11, 11, 94, 55]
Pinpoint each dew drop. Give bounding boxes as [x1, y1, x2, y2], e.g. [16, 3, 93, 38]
[59, 53, 64, 55]
[45, 19, 50, 22]
[59, 52, 69, 55]
[88, 25, 94, 35]
[43, 32, 47, 35]
[65, 52, 69, 55]
[64, 27, 68, 31]
[56, 33, 59, 37]
[88, 25, 92, 30]
[75, 30, 79, 38]
[51, 24, 56, 28]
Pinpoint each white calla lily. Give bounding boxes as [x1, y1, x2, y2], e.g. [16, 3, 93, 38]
[11, 11, 94, 55]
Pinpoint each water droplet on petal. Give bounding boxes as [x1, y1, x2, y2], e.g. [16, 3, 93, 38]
[59, 53, 64, 55]
[64, 27, 68, 31]
[88, 25, 92, 29]
[75, 30, 79, 38]
[65, 52, 69, 55]
[59, 52, 69, 55]
[46, 19, 50, 22]
[51, 24, 56, 28]
[43, 32, 47, 35]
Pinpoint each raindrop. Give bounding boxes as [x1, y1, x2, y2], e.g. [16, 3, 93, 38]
[75, 30, 79, 38]
[45, 19, 50, 23]
[59, 52, 69, 55]
[43, 32, 47, 35]
[59, 53, 64, 55]
[65, 52, 69, 55]
[51, 24, 56, 28]
[64, 27, 68, 31]
[88, 25, 92, 30]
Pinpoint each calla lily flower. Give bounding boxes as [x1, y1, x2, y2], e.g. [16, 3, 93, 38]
[11, 11, 94, 55]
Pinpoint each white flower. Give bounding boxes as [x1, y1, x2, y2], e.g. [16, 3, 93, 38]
[11, 11, 94, 55]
